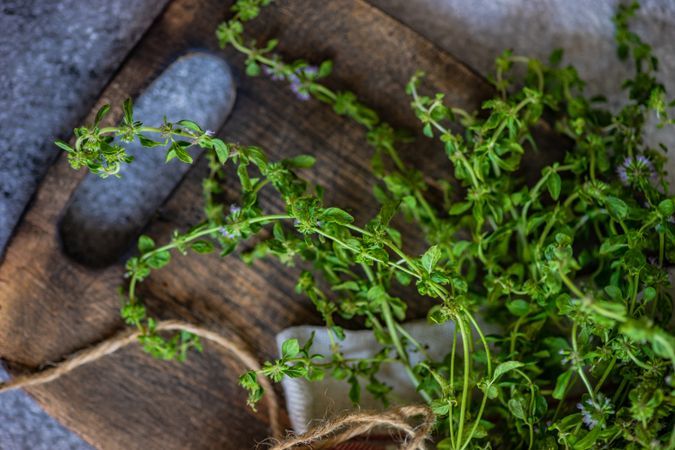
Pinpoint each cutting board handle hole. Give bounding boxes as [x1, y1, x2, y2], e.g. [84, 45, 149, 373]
[58, 53, 236, 268]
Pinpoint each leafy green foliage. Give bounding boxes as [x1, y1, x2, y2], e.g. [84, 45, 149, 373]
[58, 1, 675, 448]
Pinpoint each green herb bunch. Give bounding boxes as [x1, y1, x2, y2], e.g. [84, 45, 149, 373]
[58, 1, 675, 448]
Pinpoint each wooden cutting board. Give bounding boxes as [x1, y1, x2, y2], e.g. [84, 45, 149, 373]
[0, 0, 495, 448]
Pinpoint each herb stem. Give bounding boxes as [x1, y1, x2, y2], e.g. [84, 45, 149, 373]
[571, 322, 596, 402]
[455, 315, 471, 448]
[459, 312, 492, 450]
[381, 299, 431, 403]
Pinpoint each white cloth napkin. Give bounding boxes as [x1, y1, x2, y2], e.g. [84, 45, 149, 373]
[276, 320, 459, 433]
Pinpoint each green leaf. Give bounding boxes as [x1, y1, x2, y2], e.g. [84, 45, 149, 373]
[122, 98, 134, 125]
[481, 382, 499, 399]
[191, 240, 214, 254]
[211, 139, 229, 164]
[138, 235, 155, 253]
[549, 48, 563, 65]
[284, 154, 316, 168]
[284, 365, 305, 378]
[318, 60, 333, 78]
[573, 426, 602, 450]
[146, 250, 171, 269]
[553, 369, 573, 400]
[281, 339, 300, 359]
[547, 172, 562, 200]
[643, 286, 657, 302]
[348, 376, 360, 404]
[331, 326, 346, 341]
[94, 104, 111, 127]
[239, 371, 263, 409]
[138, 135, 164, 148]
[165, 148, 177, 162]
[306, 365, 325, 382]
[422, 123, 433, 137]
[272, 222, 285, 242]
[421, 245, 442, 273]
[449, 201, 472, 215]
[493, 361, 524, 380]
[437, 437, 454, 450]
[621, 319, 675, 365]
[427, 305, 449, 324]
[54, 140, 74, 153]
[604, 285, 622, 300]
[246, 62, 261, 76]
[507, 398, 526, 421]
[506, 299, 530, 316]
[321, 207, 354, 225]
[172, 143, 193, 164]
[333, 280, 360, 291]
[599, 235, 627, 255]
[658, 199, 674, 216]
[605, 196, 628, 220]
[177, 119, 203, 133]
[430, 399, 450, 415]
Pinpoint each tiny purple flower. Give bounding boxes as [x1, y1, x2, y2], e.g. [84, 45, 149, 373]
[299, 65, 318, 77]
[289, 81, 310, 101]
[285, 66, 317, 101]
[229, 204, 241, 215]
[262, 65, 284, 81]
[577, 402, 599, 429]
[287, 73, 300, 84]
[617, 165, 629, 185]
[636, 155, 654, 170]
[219, 227, 238, 240]
[617, 155, 656, 186]
[576, 394, 614, 430]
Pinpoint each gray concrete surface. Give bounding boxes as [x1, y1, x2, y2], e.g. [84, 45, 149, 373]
[0, 0, 169, 256]
[0, 365, 91, 450]
[0, 0, 674, 448]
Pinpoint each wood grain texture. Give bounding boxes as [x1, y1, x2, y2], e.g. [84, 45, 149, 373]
[0, 0, 497, 448]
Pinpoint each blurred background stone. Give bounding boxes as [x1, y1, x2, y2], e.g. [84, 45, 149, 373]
[0, 365, 92, 450]
[369, 0, 675, 184]
[0, 0, 169, 257]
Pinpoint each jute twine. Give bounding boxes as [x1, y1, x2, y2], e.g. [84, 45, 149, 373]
[269, 405, 433, 450]
[0, 320, 433, 449]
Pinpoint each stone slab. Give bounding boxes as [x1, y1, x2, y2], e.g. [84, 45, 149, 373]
[0, 0, 169, 257]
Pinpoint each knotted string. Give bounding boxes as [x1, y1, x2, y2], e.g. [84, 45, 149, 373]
[0, 320, 433, 449]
